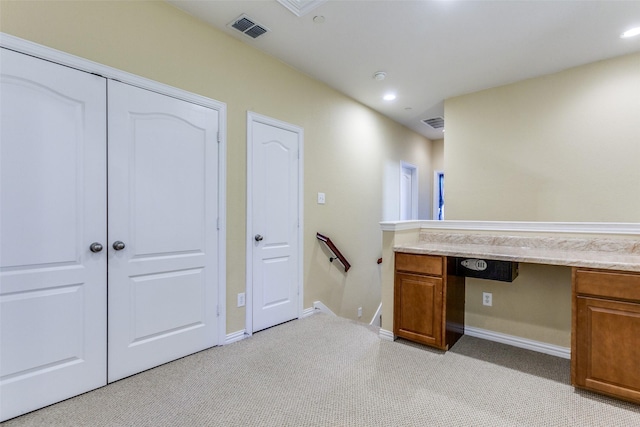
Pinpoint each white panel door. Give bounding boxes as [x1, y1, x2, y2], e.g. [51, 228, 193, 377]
[400, 163, 418, 220]
[400, 167, 413, 220]
[107, 80, 219, 382]
[0, 48, 107, 421]
[250, 119, 300, 333]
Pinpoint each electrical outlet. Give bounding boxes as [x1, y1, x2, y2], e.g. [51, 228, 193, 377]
[317, 192, 326, 204]
[482, 292, 492, 307]
[357, 307, 362, 318]
[237, 292, 245, 307]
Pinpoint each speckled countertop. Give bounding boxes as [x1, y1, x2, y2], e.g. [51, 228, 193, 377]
[394, 233, 640, 272]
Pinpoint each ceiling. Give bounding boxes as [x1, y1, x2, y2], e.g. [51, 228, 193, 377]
[167, 0, 640, 140]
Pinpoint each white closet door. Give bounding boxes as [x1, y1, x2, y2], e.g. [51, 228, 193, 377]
[0, 48, 107, 421]
[107, 80, 219, 382]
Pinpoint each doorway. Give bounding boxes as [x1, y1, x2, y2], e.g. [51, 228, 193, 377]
[400, 161, 418, 220]
[433, 170, 445, 220]
[246, 112, 303, 334]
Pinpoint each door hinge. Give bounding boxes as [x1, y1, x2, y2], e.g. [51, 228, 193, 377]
[217, 132, 220, 143]
[216, 304, 220, 317]
[217, 217, 220, 230]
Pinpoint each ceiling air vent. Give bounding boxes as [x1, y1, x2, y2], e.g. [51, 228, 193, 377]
[229, 14, 270, 39]
[421, 117, 445, 129]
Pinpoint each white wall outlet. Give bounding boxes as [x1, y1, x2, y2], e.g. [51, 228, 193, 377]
[317, 192, 326, 204]
[237, 292, 245, 307]
[482, 292, 493, 307]
[357, 307, 362, 318]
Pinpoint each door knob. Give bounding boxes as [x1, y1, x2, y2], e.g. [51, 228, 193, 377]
[254, 234, 264, 242]
[89, 242, 103, 253]
[112, 241, 126, 251]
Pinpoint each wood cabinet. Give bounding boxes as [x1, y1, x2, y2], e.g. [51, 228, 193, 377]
[572, 268, 640, 404]
[394, 253, 465, 350]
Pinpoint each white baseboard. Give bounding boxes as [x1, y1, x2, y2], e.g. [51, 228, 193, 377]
[231, 308, 316, 342]
[464, 326, 570, 359]
[369, 302, 382, 326]
[379, 328, 395, 341]
[301, 306, 316, 318]
[313, 301, 337, 316]
[225, 329, 247, 345]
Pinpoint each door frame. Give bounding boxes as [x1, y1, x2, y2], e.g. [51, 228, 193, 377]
[245, 111, 304, 336]
[0, 32, 228, 346]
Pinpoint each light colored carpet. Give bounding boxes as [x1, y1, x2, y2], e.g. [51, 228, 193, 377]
[3, 313, 640, 426]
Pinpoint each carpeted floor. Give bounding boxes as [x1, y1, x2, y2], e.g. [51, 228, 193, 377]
[3, 313, 640, 426]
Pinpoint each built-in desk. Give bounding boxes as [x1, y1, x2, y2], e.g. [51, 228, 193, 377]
[382, 223, 640, 405]
[395, 234, 640, 273]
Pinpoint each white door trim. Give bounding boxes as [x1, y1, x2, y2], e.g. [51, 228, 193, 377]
[246, 111, 304, 336]
[0, 33, 222, 110]
[0, 32, 228, 346]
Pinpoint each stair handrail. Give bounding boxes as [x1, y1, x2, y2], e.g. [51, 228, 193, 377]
[316, 232, 351, 272]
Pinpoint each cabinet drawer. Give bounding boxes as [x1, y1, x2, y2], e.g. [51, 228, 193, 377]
[574, 269, 640, 302]
[395, 253, 443, 276]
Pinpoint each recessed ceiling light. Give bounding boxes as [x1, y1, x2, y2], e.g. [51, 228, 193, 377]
[313, 15, 325, 24]
[383, 93, 396, 101]
[621, 27, 640, 38]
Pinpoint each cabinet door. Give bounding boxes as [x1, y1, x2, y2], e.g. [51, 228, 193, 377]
[394, 272, 443, 348]
[574, 296, 640, 403]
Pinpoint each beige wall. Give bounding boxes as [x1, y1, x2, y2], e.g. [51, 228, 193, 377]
[1, 1, 433, 332]
[465, 265, 571, 346]
[443, 52, 640, 347]
[431, 139, 444, 172]
[445, 52, 640, 222]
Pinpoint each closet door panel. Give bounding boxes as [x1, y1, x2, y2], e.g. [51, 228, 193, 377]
[107, 80, 219, 382]
[0, 48, 107, 422]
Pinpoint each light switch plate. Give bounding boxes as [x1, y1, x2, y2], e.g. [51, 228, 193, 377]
[317, 192, 326, 204]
